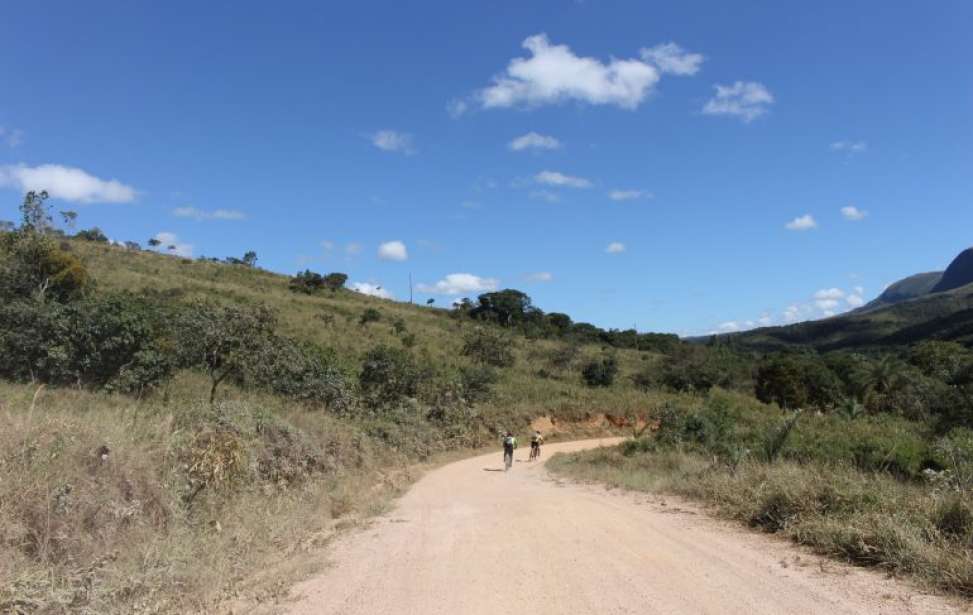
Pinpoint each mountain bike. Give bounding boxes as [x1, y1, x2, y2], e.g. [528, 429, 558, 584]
[529, 442, 540, 461]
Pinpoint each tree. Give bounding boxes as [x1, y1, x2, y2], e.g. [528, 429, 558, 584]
[323, 272, 348, 292]
[546, 312, 573, 334]
[0, 221, 14, 233]
[755, 356, 807, 410]
[124, 241, 141, 251]
[75, 227, 109, 243]
[289, 269, 325, 294]
[19, 190, 52, 231]
[470, 289, 537, 326]
[175, 302, 278, 403]
[581, 356, 618, 387]
[0, 229, 89, 302]
[359, 345, 419, 407]
[59, 210, 78, 230]
[148, 237, 161, 248]
[426, 298, 435, 305]
[242, 251, 258, 267]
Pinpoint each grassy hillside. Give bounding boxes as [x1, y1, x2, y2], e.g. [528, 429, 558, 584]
[856, 271, 943, 313]
[1, 238, 674, 613]
[723, 282, 973, 351]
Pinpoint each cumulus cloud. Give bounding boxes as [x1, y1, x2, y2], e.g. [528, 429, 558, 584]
[785, 214, 817, 231]
[509, 132, 561, 151]
[0, 163, 136, 203]
[351, 282, 393, 300]
[446, 98, 469, 118]
[370, 130, 415, 154]
[378, 240, 408, 261]
[172, 207, 246, 221]
[0, 127, 24, 148]
[702, 81, 774, 122]
[535, 170, 592, 188]
[639, 42, 704, 75]
[609, 189, 650, 201]
[841, 205, 867, 221]
[418, 273, 499, 295]
[605, 241, 626, 254]
[831, 140, 867, 153]
[526, 272, 553, 283]
[474, 34, 662, 110]
[152, 231, 193, 258]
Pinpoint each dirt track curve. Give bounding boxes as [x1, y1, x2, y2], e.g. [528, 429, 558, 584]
[285, 438, 964, 615]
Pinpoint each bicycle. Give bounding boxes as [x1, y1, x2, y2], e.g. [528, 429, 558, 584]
[529, 442, 540, 461]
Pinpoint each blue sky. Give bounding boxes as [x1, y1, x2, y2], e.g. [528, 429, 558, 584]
[2, 1, 971, 335]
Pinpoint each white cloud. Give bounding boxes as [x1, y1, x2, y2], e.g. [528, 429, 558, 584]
[841, 205, 867, 221]
[718, 321, 741, 332]
[378, 240, 408, 261]
[172, 206, 246, 221]
[418, 273, 499, 295]
[639, 42, 704, 76]
[351, 282, 393, 300]
[446, 98, 468, 118]
[846, 294, 865, 308]
[608, 189, 650, 201]
[831, 140, 867, 153]
[702, 81, 774, 122]
[321, 240, 335, 252]
[152, 231, 193, 258]
[345, 242, 362, 255]
[785, 214, 817, 231]
[474, 34, 661, 110]
[535, 170, 592, 188]
[509, 132, 561, 151]
[814, 288, 845, 300]
[370, 130, 415, 154]
[526, 271, 553, 282]
[529, 190, 561, 203]
[0, 127, 24, 148]
[605, 241, 626, 254]
[0, 163, 136, 203]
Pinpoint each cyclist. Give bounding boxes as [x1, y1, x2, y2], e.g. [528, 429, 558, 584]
[502, 431, 517, 471]
[529, 431, 544, 461]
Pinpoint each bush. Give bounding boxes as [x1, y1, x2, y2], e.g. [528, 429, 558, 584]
[289, 269, 325, 294]
[0, 294, 174, 392]
[74, 227, 109, 243]
[462, 327, 515, 367]
[933, 497, 973, 542]
[359, 308, 381, 326]
[0, 230, 89, 302]
[581, 356, 618, 387]
[359, 345, 419, 407]
[250, 338, 353, 411]
[459, 364, 499, 403]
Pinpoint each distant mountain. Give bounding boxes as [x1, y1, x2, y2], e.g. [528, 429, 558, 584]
[856, 271, 942, 313]
[932, 247, 973, 293]
[720, 246, 973, 352]
[725, 282, 973, 351]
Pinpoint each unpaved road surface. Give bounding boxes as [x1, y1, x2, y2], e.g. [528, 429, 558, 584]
[285, 438, 965, 615]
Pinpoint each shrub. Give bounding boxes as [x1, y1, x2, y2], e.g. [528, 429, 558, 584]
[250, 337, 353, 411]
[459, 364, 499, 403]
[74, 227, 109, 243]
[462, 327, 515, 367]
[581, 356, 618, 387]
[323, 272, 348, 292]
[289, 269, 325, 294]
[359, 307, 381, 326]
[933, 497, 973, 542]
[359, 345, 419, 407]
[0, 230, 89, 302]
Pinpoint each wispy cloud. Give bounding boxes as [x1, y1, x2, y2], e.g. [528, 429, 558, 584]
[0, 163, 137, 203]
[605, 241, 626, 254]
[509, 132, 561, 151]
[841, 205, 867, 221]
[785, 214, 817, 231]
[639, 42, 704, 76]
[702, 81, 774, 122]
[0, 126, 24, 148]
[529, 190, 561, 203]
[172, 207, 246, 221]
[535, 170, 592, 188]
[707, 285, 868, 334]
[418, 273, 499, 295]
[831, 140, 867, 153]
[370, 130, 415, 154]
[526, 271, 553, 283]
[608, 189, 651, 201]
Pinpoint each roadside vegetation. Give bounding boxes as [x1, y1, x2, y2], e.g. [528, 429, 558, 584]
[3, 190, 973, 609]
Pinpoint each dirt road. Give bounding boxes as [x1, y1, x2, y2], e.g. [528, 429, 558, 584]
[285, 438, 963, 614]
